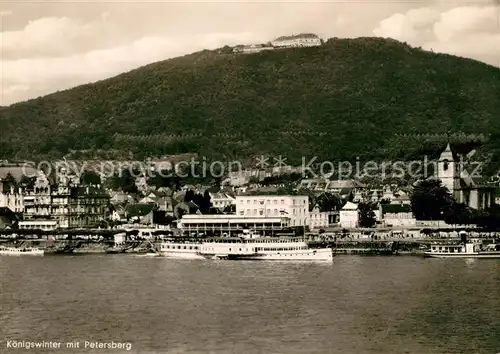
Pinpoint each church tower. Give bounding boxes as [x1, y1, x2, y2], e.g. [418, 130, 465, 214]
[436, 143, 460, 194]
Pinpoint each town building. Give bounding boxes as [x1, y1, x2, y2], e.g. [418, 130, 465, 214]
[210, 192, 236, 211]
[297, 179, 365, 198]
[381, 204, 416, 227]
[0, 183, 23, 213]
[125, 203, 156, 225]
[435, 143, 495, 210]
[23, 169, 110, 228]
[0, 207, 16, 229]
[339, 201, 358, 228]
[18, 219, 58, 231]
[235, 195, 309, 227]
[271, 33, 322, 48]
[309, 204, 337, 229]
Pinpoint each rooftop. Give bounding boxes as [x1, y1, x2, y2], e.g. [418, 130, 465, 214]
[274, 33, 320, 41]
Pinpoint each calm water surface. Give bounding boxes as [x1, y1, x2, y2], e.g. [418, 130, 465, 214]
[1, 255, 499, 354]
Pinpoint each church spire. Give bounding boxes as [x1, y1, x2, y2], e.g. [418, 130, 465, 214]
[439, 142, 454, 161]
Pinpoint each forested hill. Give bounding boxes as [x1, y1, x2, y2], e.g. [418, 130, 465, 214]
[1, 37, 500, 166]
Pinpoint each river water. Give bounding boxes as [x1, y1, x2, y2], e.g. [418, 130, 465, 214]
[0, 255, 499, 354]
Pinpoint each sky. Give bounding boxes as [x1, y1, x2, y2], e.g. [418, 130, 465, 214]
[0, 0, 499, 106]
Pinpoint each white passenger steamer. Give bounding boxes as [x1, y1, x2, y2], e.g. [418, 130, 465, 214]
[157, 236, 333, 261]
[200, 237, 333, 261]
[424, 238, 500, 258]
[0, 246, 44, 256]
[157, 238, 205, 259]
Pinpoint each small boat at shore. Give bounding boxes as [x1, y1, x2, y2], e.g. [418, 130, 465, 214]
[424, 238, 500, 258]
[0, 246, 44, 256]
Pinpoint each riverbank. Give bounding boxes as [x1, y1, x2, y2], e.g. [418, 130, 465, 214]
[0, 239, 153, 254]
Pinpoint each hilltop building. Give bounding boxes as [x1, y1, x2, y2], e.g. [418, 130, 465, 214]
[233, 44, 274, 54]
[271, 33, 322, 48]
[435, 143, 495, 210]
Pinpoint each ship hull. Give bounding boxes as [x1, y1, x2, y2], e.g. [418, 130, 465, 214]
[424, 252, 500, 258]
[158, 251, 205, 259]
[203, 248, 333, 261]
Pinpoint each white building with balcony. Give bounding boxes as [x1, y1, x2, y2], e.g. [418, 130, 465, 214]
[271, 33, 322, 48]
[236, 195, 309, 227]
[179, 214, 289, 236]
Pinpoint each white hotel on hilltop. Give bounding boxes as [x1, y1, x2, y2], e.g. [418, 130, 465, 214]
[179, 195, 309, 236]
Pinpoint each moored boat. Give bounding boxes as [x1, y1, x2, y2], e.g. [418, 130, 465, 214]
[157, 238, 205, 259]
[200, 236, 333, 261]
[0, 246, 44, 256]
[424, 238, 500, 258]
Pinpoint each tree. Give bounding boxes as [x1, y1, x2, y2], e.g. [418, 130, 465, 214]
[410, 179, 454, 220]
[443, 202, 473, 225]
[202, 190, 212, 213]
[184, 190, 195, 203]
[248, 176, 260, 184]
[147, 170, 175, 188]
[2, 172, 17, 190]
[316, 192, 342, 212]
[223, 204, 236, 214]
[358, 202, 376, 228]
[106, 169, 138, 194]
[81, 170, 101, 185]
[473, 205, 500, 230]
[19, 175, 35, 189]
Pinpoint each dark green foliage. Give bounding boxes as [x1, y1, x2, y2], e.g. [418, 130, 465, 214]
[106, 169, 138, 194]
[316, 192, 342, 212]
[184, 189, 212, 214]
[223, 204, 236, 213]
[443, 202, 473, 225]
[260, 173, 303, 185]
[410, 179, 454, 220]
[473, 205, 500, 230]
[1, 38, 500, 165]
[81, 171, 101, 185]
[358, 202, 377, 228]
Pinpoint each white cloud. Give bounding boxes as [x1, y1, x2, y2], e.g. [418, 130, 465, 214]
[373, 4, 500, 64]
[1, 2, 499, 106]
[1, 26, 267, 105]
